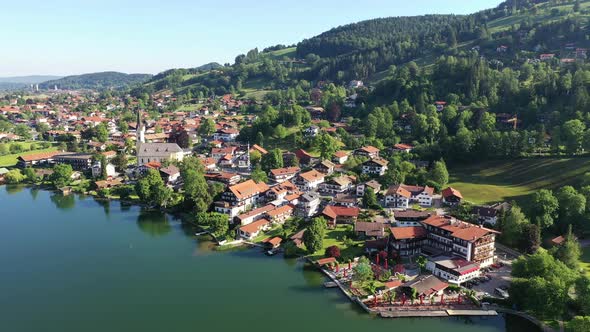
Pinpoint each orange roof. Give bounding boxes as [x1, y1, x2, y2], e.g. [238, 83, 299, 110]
[422, 215, 499, 242]
[263, 237, 282, 247]
[229, 180, 269, 200]
[334, 151, 349, 158]
[442, 187, 463, 199]
[389, 226, 427, 240]
[322, 206, 360, 219]
[394, 143, 413, 150]
[360, 145, 379, 153]
[237, 204, 275, 221]
[386, 185, 412, 198]
[18, 151, 63, 162]
[267, 204, 294, 218]
[315, 257, 337, 266]
[239, 218, 270, 234]
[270, 167, 300, 176]
[551, 235, 566, 246]
[299, 170, 325, 182]
[250, 144, 268, 155]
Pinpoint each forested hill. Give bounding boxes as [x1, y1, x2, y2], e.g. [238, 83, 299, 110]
[39, 72, 152, 90]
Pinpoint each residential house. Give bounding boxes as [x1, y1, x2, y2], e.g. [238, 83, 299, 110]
[404, 275, 448, 299]
[392, 143, 414, 153]
[213, 128, 239, 142]
[322, 205, 360, 227]
[211, 147, 236, 161]
[361, 158, 388, 176]
[159, 165, 181, 184]
[91, 163, 117, 179]
[384, 185, 412, 208]
[303, 125, 320, 137]
[393, 210, 432, 227]
[295, 170, 325, 191]
[319, 175, 355, 195]
[425, 255, 481, 285]
[236, 204, 275, 226]
[356, 180, 381, 197]
[214, 180, 270, 218]
[294, 149, 314, 165]
[315, 160, 335, 175]
[472, 206, 499, 226]
[53, 153, 94, 170]
[270, 167, 300, 183]
[332, 151, 349, 164]
[17, 151, 63, 168]
[354, 146, 380, 159]
[355, 222, 385, 239]
[237, 218, 271, 240]
[204, 172, 241, 185]
[266, 204, 294, 224]
[442, 187, 463, 206]
[266, 181, 299, 202]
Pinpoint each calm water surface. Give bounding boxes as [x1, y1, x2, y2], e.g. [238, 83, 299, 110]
[0, 186, 539, 332]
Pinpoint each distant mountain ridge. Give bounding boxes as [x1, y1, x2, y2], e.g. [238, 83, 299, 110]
[39, 71, 152, 90]
[0, 75, 63, 84]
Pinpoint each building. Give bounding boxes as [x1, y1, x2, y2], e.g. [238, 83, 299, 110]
[421, 215, 498, 268]
[361, 158, 388, 176]
[136, 143, 184, 165]
[319, 175, 355, 195]
[213, 128, 239, 142]
[404, 275, 448, 299]
[159, 165, 181, 184]
[393, 210, 431, 227]
[472, 206, 499, 226]
[17, 151, 64, 168]
[237, 218, 271, 239]
[354, 146, 380, 159]
[236, 204, 275, 226]
[392, 143, 414, 153]
[297, 192, 321, 217]
[385, 184, 434, 207]
[315, 160, 335, 175]
[53, 153, 94, 170]
[322, 205, 359, 227]
[270, 167, 300, 183]
[91, 163, 117, 178]
[442, 187, 463, 206]
[356, 180, 381, 197]
[295, 170, 325, 191]
[332, 151, 349, 164]
[389, 226, 428, 256]
[266, 204, 294, 224]
[425, 255, 481, 285]
[214, 180, 269, 218]
[355, 222, 386, 239]
[303, 125, 320, 137]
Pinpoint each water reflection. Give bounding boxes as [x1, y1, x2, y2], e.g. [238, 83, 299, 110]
[136, 209, 171, 237]
[29, 188, 39, 201]
[5, 184, 25, 195]
[49, 193, 76, 210]
[94, 198, 111, 216]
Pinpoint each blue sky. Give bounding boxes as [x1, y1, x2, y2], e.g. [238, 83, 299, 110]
[1, 0, 502, 76]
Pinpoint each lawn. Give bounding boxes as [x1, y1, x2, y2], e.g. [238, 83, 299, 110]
[581, 246, 590, 276]
[447, 158, 590, 205]
[0, 147, 58, 167]
[308, 225, 364, 261]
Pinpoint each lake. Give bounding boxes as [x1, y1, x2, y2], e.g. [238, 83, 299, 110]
[0, 186, 539, 332]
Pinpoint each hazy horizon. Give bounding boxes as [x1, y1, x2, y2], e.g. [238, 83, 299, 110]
[2, 0, 502, 77]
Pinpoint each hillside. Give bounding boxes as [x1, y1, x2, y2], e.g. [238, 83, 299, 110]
[0, 75, 63, 91]
[39, 71, 152, 90]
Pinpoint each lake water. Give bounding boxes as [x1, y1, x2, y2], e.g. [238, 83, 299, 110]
[0, 186, 539, 332]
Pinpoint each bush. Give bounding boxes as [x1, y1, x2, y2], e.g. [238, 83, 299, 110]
[325, 245, 341, 258]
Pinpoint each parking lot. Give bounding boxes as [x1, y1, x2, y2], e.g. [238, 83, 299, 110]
[463, 250, 515, 299]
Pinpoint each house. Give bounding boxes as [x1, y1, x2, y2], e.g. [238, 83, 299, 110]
[540, 53, 555, 61]
[136, 143, 184, 165]
[472, 206, 499, 226]
[94, 178, 124, 190]
[237, 218, 271, 239]
[250, 144, 268, 155]
[392, 143, 414, 153]
[356, 180, 381, 197]
[262, 237, 282, 249]
[393, 210, 431, 227]
[442, 187, 463, 206]
[236, 205, 275, 226]
[348, 80, 364, 89]
[384, 185, 412, 208]
[211, 147, 236, 161]
[204, 172, 241, 185]
[320, 175, 355, 195]
[426, 255, 481, 285]
[53, 153, 94, 170]
[303, 125, 320, 137]
[297, 192, 321, 217]
[270, 167, 300, 183]
[355, 222, 385, 239]
[91, 162, 118, 179]
[361, 158, 388, 176]
[290, 229, 306, 248]
[17, 151, 63, 168]
[354, 146, 380, 159]
[159, 165, 181, 184]
[332, 151, 349, 164]
[296, 170, 325, 191]
[551, 235, 566, 246]
[322, 205, 360, 227]
[213, 128, 239, 142]
[214, 180, 269, 218]
[434, 101, 446, 112]
[389, 226, 428, 256]
[305, 106, 325, 119]
[294, 149, 314, 165]
[266, 204, 294, 224]
[404, 275, 448, 299]
[333, 194, 357, 207]
[315, 160, 335, 175]
[266, 181, 299, 202]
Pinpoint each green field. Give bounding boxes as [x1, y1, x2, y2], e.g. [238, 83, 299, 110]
[448, 158, 590, 205]
[0, 147, 57, 167]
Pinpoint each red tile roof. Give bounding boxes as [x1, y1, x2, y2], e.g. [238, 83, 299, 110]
[389, 226, 428, 240]
[442, 187, 463, 199]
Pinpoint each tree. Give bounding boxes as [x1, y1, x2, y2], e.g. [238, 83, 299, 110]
[569, 316, 590, 332]
[417, 255, 427, 272]
[314, 133, 339, 160]
[50, 164, 73, 188]
[98, 154, 108, 180]
[325, 245, 341, 258]
[353, 256, 374, 283]
[362, 187, 378, 209]
[111, 153, 128, 172]
[556, 186, 586, 230]
[135, 168, 171, 208]
[428, 160, 449, 187]
[520, 223, 541, 254]
[530, 189, 559, 229]
[4, 169, 25, 184]
[303, 217, 326, 253]
[499, 205, 528, 247]
[198, 118, 216, 137]
[554, 225, 581, 270]
[250, 166, 268, 183]
[95, 123, 109, 143]
[562, 119, 585, 154]
[180, 157, 211, 213]
[575, 276, 590, 315]
[14, 124, 32, 140]
[260, 148, 283, 172]
[23, 167, 39, 183]
[250, 150, 262, 166]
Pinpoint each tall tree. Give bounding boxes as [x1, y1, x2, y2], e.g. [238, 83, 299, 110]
[303, 217, 326, 254]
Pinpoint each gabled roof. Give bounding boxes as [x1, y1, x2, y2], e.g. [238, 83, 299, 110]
[389, 226, 427, 240]
[298, 170, 325, 182]
[442, 187, 463, 199]
[270, 167, 300, 176]
[228, 179, 269, 200]
[358, 145, 379, 153]
[422, 215, 499, 243]
[17, 150, 63, 162]
[386, 185, 412, 198]
[322, 205, 360, 219]
[239, 218, 270, 234]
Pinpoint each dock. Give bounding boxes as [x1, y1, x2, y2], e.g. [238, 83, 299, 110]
[380, 309, 497, 318]
[447, 309, 498, 316]
[324, 281, 338, 288]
